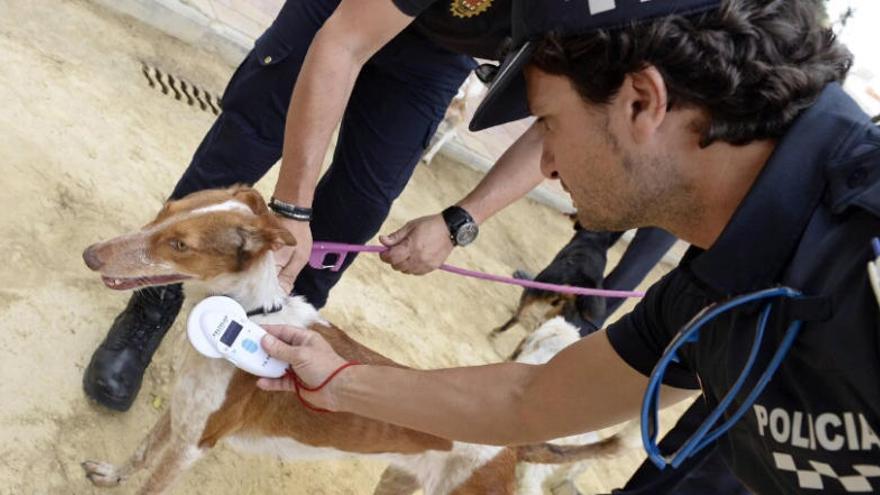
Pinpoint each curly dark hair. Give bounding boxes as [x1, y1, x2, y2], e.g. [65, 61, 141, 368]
[530, 0, 853, 146]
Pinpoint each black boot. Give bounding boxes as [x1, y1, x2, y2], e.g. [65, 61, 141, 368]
[83, 284, 184, 411]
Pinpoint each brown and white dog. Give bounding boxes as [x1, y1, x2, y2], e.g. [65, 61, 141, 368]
[80, 186, 630, 495]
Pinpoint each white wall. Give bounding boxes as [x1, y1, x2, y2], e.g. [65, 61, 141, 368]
[90, 0, 283, 65]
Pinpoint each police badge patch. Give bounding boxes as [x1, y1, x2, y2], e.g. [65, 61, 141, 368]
[450, 0, 493, 18]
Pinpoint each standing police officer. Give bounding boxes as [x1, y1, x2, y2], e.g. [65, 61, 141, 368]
[83, 0, 675, 412]
[257, 1, 880, 493]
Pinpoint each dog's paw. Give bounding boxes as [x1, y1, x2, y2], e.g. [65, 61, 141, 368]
[82, 460, 122, 487]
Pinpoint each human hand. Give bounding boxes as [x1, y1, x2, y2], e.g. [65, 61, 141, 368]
[378, 214, 453, 275]
[256, 324, 349, 411]
[274, 217, 313, 294]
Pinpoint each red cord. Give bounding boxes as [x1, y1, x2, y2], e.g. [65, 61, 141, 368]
[285, 361, 361, 413]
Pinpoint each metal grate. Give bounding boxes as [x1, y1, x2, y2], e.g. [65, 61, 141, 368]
[140, 62, 222, 115]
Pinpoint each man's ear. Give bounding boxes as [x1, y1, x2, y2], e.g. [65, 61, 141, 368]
[619, 65, 668, 144]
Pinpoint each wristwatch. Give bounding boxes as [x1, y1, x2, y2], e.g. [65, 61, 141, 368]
[441, 206, 479, 247]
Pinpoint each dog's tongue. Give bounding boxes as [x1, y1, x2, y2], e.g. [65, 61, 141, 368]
[101, 274, 190, 290]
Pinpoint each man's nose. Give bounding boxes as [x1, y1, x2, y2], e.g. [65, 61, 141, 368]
[540, 149, 558, 179]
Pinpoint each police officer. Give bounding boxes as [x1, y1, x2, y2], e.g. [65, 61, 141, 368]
[83, 0, 674, 412]
[257, 1, 880, 493]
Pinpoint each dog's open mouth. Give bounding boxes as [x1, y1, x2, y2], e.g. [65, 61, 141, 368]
[101, 274, 192, 290]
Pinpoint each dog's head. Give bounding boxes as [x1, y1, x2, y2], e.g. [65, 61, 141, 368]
[521, 226, 615, 332]
[82, 186, 296, 290]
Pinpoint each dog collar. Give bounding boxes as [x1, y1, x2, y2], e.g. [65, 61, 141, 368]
[245, 304, 283, 317]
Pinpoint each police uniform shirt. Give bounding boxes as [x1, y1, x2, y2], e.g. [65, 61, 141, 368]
[392, 0, 512, 60]
[607, 84, 880, 494]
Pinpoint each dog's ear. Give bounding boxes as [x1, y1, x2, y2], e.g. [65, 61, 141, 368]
[234, 225, 267, 255]
[148, 200, 178, 226]
[231, 185, 270, 216]
[224, 225, 269, 271]
[268, 227, 297, 250]
[233, 223, 297, 257]
[257, 215, 297, 250]
[575, 291, 606, 327]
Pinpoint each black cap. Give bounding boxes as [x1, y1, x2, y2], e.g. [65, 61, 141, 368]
[469, 0, 721, 132]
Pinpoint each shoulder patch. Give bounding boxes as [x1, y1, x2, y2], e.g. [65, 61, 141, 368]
[829, 150, 880, 218]
[450, 0, 493, 18]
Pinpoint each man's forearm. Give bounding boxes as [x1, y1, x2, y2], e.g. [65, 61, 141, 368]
[272, 28, 364, 206]
[329, 332, 668, 446]
[458, 121, 545, 224]
[271, 0, 413, 206]
[333, 362, 539, 445]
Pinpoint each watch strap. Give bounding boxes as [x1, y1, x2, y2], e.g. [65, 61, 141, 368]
[442, 206, 476, 246]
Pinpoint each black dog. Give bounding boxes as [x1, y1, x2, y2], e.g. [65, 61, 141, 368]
[493, 221, 619, 341]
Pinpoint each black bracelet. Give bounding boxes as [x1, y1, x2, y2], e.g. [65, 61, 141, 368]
[269, 197, 313, 222]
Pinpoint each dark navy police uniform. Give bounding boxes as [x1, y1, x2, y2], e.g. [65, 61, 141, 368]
[608, 84, 880, 494]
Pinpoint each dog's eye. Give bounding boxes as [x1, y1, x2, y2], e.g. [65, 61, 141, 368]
[171, 239, 188, 252]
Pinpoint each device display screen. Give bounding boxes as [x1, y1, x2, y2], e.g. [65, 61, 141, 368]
[220, 320, 243, 346]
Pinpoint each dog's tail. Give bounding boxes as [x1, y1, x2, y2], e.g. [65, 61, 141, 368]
[516, 423, 639, 464]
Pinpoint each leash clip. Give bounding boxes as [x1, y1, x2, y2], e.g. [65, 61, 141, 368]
[309, 246, 348, 272]
[308, 242, 386, 272]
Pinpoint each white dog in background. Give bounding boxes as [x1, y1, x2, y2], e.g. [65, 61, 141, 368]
[422, 74, 486, 165]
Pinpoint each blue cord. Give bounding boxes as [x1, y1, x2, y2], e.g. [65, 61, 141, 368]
[640, 287, 803, 470]
[671, 303, 773, 464]
[696, 319, 802, 450]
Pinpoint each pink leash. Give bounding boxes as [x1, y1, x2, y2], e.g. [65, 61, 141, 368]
[309, 241, 644, 299]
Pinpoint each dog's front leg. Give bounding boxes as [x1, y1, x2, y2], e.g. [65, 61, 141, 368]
[490, 314, 520, 337]
[135, 438, 204, 495]
[82, 409, 172, 487]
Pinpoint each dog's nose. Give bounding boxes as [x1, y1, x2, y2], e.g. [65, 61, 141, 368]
[82, 245, 104, 271]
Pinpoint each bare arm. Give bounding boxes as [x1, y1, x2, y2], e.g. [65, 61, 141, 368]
[258, 325, 694, 445]
[379, 121, 546, 274]
[273, 0, 415, 291]
[459, 120, 545, 224]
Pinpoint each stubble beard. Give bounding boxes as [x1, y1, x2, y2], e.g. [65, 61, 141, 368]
[575, 150, 689, 233]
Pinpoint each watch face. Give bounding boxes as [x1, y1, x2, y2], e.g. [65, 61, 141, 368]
[455, 223, 479, 246]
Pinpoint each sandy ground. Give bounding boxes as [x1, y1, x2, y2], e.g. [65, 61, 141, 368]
[0, 1, 688, 493]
